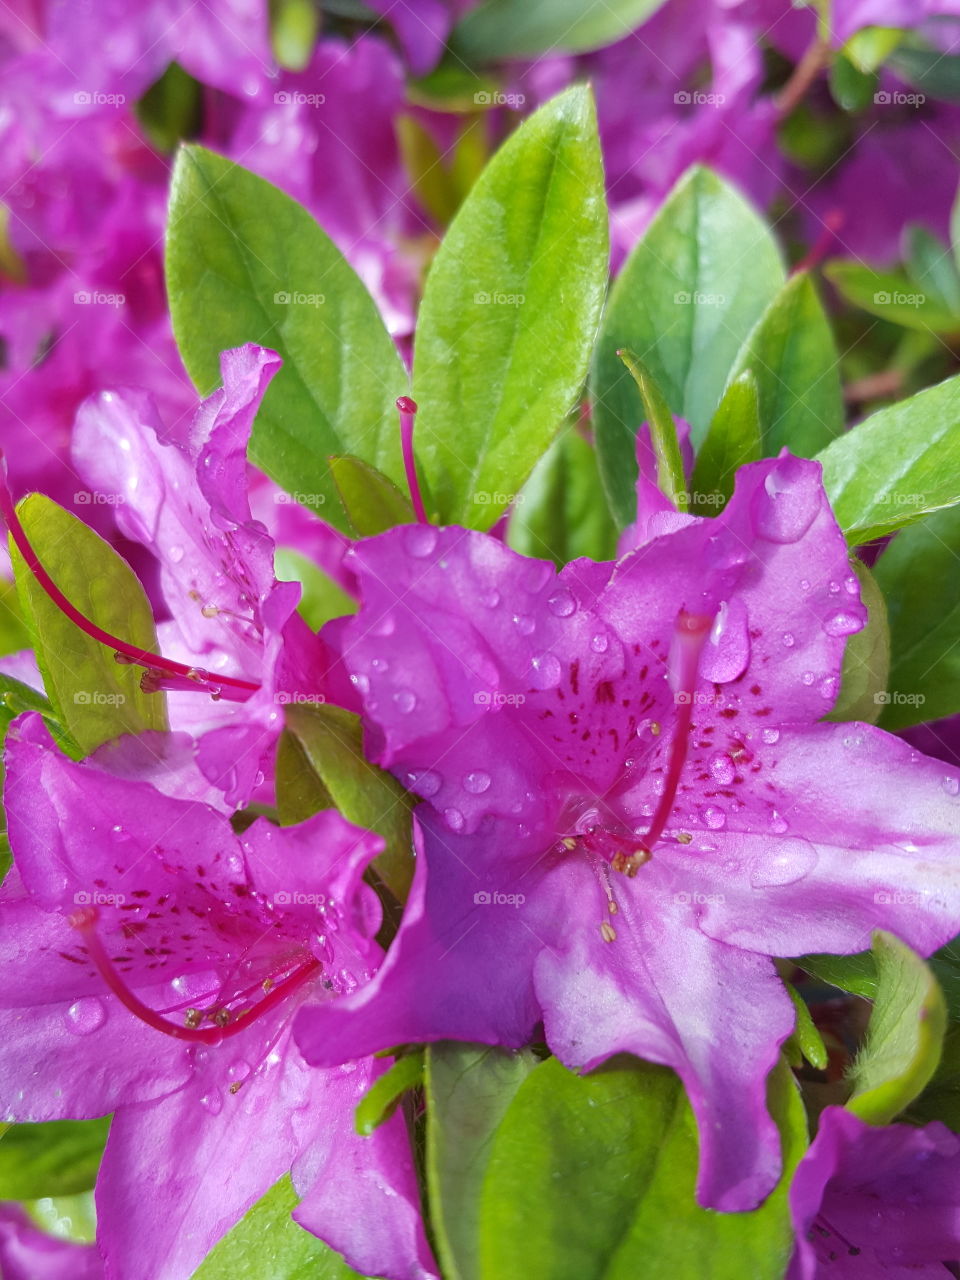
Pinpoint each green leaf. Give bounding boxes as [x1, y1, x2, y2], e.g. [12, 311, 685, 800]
[816, 371, 960, 544]
[329, 455, 415, 536]
[824, 260, 960, 334]
[889, 44, 960, 100]
[269, 0, 319, 70]
[508, 428, 618, 567]
[274, 550, 357, 633]
[412, 86, 608, 528]
[842, 26, 904, 74]
[784, 982, 829, 1071]
[903, 224, 960, 313]
[354, 1050, 424, 1137]
[0, 575, 32, 654]
[192, 1176, 368, 1279]
[829, 53, 877, 111]
[847, 931, 946, 1125]
[689, 371, 762, 513]
[874, 503, 960, 728]
[397, 114, 461, 226]
[906, 1022, 960, 1129]
[425, 1043, 539, 1280]
[282, 703, 414, 901]
[616, 350, 688, 512]
[11, 494, 168, 754]
[798, 950, 877, 999]
[825, 560, 890, 724]
[478, 1055, 806, 1279]
[726, 273, 844, 456]
[0, 1118, 110, 1198]
[453, 0, 668, 58]
[166, 146, 409, 531]
[592, 166, 784, 524]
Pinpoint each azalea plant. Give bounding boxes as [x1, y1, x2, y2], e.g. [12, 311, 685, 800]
[4, 2, 960, 1278]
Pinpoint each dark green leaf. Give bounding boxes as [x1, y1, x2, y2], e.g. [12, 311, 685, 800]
[616, 350, 688, 512]
[592, 166, 784, 524]
[191, 1176, 368, 1279]
[0, 575, 31, 655]
[329, 455, 415, 536]
[875, 503, 960, 728]
[453, 0, 668, 58]
[276, 728, 334, 825]
[889, 44, 960, 99]
[846, 931, 946, 1125]
[816, 371, 960, 544]
[903, 224, 960, 313]
[829, 53, 877, 111]
[167, 146, 408, 531]
[726, 272, 844, 456]
[11, 494, 168, 754]
[412, 86, 608, 528]
[0, 1118, 110, 1198]
[354, 1051, 424, 1137]
[282, 703, 414, 901]
[798, 951, 877, 999]
[689, 371, 762, 513]
[508, 428, 618, 567]
[425, 1043, 539, 1280]
[906, 1022, 960, 1129]
[825, 560, 890, 724]
[478, 1056, 805, 1279]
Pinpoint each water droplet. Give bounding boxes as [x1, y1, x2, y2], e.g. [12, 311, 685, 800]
[761, 727, 780, 745]
[823, 610, 863, 638]
[819, 676, 838, 701]
[168, 544, 184, 564]
[752, 458, 820, 543]
[370, 657, 389, 671]
[782, 633, 795, 648]
[709, 753, 736, 785]
[512, 614, 535, 636]
[800, 579, 811, 592]
[369, 614, 395, 637]
[769, 809, 789, 834]
[64, 997, 106, 1036]
[749, 837, 818, 887]
[547, 589, 576, 618]
[843, 575, 859, 596]
[943, 775, 960, 796]
[350, 673, 370, 695]
[403, 526, 438, 558]
[530, 652, 562, 690]
[407, 768, 441, 798]
[443, 807, 465, 832]
[463, 771, 491, 794]
[200, 1088, 223, 1115]
[524, 562, 552, 593]
[591, 632, 609, 653]
[393, 688, 417, 713]
[801, 671, 815, 686]
[828, 580, 841, 595]
[228, 1060, 251, 1083]
[702, 805, 726, 830]
[483, 590, 501, 609]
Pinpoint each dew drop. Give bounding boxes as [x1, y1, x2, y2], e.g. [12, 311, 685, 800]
[761, 727, 780, 745]
[749, 837, 818, 888]
[591, 632, 609, 653]
[800, 579, 811, 593]
[709, 753, 736, 786]
[782, 633, 795, 648]
[393, 689, 417, 713]
[512, 614, 535, 636]
[403, 526, 438, 558]
[801, 671, 815, 686]
[64, 997, 106, 1036]
[484, 590, 501, 609]
[370, 657, 389, 672]
[702, 805, 726, 830]
[819, 676, 838, 701]
[943, 775, 960, 796]
[350, 673, 370, 695]
[407, 768, 441, 798]
[443, 807, 465, 832]
[752, 459, 820, 544]
[823, 610, 863, 638]
[200, 1088, 223, 1115]
[843, 575, 859, 596]
[547, 589, 576, 618]
[463, 770, 491, 795]
[524, 561, 552, 593]
[369, 614, 395, 637]
[769, 809, 789, 834]
[530, 652, 562, 689]
[168, 544, 185, 564]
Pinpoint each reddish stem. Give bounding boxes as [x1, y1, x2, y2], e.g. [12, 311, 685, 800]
[397, 396, 429, 524]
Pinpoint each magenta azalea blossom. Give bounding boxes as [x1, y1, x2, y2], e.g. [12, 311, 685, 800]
[296, 455, 960, 1212]
[788, 1106, 960, 1278]
[73, 344, 326, 807]
[0, 712, 435, 1280]
[0, 1204, 102, 1280]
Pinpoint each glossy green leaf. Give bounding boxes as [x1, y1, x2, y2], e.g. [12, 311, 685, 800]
[453, 0, 668, 58]
[617, 350, 688, 512]
[282, 703, 414, 901]
[478, 1056, 805, 1279]
[329, 455, 416, 536]
[0, 575, 31, 654]
[0, 1118, 110, 1198]
[425, 1043, 539, 1280]
[192, 1176, 367, 1279]
[508, 428, 618, 567]
[412, 86, 607, 528]
[11, 494, 168, 754]
[592, 166, 784, 524]
[847, 931, 946, 1125]
[689, 371, 762, 513]
[276, 728, 334, 825]
[798, 950, 878, 999]
[825, 560, 890, 724]
[904, 224, 960, 313]
[167, 146, 408, 531]
[354, 1051, 424, 1137]
[817, 372, 960, 544]
[274, 549, 357, 633]
[784, 983, 829, 1071]
[874, 503, 960, 728]
[726, 273, 843, 456]
[824, 260, 960, 334]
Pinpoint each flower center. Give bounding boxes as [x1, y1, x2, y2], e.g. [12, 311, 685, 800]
[69, 906, 320, 1043]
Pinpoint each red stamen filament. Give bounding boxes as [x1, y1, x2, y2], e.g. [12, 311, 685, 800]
[72, 910, 320, 1042]
[0, 455, 259, 702]
[397, 396, 429, 524]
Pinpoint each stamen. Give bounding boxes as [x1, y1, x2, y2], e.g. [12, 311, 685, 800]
[71, 909, 320, 1043]
[397, 396, 429, 525]
[0, 453, 260, 703]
